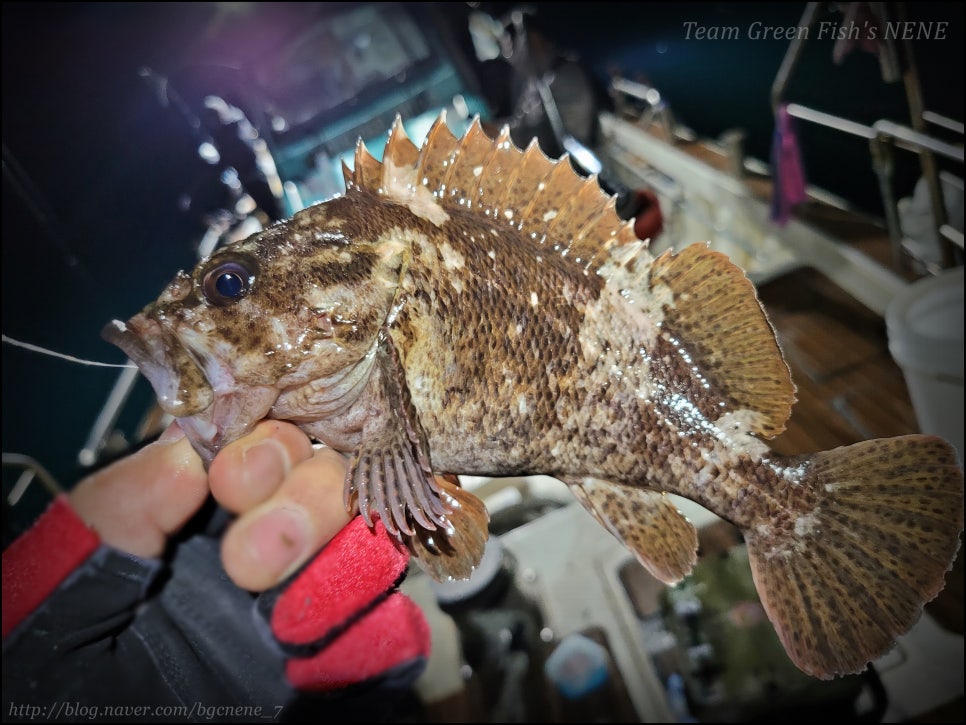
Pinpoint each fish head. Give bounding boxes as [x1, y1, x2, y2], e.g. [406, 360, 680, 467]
[102, 202, 405, 464]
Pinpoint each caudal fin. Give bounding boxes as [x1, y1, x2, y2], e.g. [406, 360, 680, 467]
[745, 434, 964, 679]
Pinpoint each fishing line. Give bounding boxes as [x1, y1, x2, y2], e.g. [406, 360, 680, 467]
[2, 334, 136, 369]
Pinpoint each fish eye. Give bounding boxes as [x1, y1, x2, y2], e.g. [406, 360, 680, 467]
[202, 260, 254, 307]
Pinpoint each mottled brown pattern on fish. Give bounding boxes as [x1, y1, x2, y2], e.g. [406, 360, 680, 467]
[347, 183, 764, 491]
[383, 195, 605, 475]
[105, 112, 964, 682]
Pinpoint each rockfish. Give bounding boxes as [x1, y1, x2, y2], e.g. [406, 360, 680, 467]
[104, 114, 964, 680]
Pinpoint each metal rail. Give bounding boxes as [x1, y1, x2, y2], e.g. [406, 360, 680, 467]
[783, 102, 963, 269]
[771, 1, 963, 272]
[3, 453, 62, 505]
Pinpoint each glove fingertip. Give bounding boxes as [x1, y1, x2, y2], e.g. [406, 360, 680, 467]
[285, 591, 430, 692]
[266, 516, 411, 647]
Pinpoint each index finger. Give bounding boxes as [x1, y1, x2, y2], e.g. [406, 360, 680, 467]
[209, 420, 315, 514]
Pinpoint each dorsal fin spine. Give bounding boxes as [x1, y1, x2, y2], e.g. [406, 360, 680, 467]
[415, 112, 459, 198]
[381, 115, 420, 200]
[352, 139, 381, 194]
[345, 112, 641, 274]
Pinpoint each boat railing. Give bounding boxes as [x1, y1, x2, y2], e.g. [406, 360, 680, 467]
[783, 103, 964, 270]
[772, 2, 964, 273]
[3, 453, 62, 508]
[783, 105, 964, 168]
[922, 111, 964, 137]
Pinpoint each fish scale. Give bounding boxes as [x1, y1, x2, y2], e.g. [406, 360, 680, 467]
[105, 112, 963, 681]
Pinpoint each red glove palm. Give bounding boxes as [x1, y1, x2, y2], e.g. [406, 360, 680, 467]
[258, 515, 431, 692]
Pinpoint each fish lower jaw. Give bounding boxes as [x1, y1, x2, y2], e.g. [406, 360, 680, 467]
[177, 416, 221, 462]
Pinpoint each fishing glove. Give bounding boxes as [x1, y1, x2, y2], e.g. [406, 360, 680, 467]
[257, 514, 431, 695]
[2, 496, 430, 721]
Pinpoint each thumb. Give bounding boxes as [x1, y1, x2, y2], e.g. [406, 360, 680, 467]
[68, 422, 209, 558]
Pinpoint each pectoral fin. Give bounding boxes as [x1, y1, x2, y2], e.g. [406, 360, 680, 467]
[346, 331, 489, 581]
[570, 478, 699, 585]
[406, 474, 490, 582]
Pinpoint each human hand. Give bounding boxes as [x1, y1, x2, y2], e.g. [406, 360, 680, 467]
[69, 419, 350, 591]
[67, 421, 209, 559]
[206, 420, 429, 692]
[207, 419, 352, 591]
[67, 419, 429, 695]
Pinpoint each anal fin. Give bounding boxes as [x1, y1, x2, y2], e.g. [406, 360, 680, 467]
[570, 478, 699, 585]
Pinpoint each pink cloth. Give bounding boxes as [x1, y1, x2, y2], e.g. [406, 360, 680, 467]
[769, 104, 808, 225]
[833, 3, 885, 65]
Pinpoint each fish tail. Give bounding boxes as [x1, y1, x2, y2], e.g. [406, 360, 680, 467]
[744, 434, 963, 679]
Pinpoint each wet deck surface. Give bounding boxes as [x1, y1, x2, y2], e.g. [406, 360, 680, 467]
[759, 267, 920, 455]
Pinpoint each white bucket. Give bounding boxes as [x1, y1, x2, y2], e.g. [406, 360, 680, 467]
[886, 266, 964, 464]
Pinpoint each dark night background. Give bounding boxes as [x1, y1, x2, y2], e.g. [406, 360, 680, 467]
[3, 2, 963, 533]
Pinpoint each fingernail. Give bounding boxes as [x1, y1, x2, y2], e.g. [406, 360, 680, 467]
[242, 439, 290, 500]
[245, 506, 313, 579]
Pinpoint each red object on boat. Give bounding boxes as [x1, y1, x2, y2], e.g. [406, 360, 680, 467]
[632, 188, 664, 241]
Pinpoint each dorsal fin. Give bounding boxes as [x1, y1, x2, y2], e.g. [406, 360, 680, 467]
[647, 243, 797, 437]
[545, 174, 611, 255]
[349, 139, 383, 194]
[442, 117, 494, 208]
[499, 139, 555, 230]
[520, 157, 588, 246]
[476, 125, 524, 216]
[343, 111, 643, 270]
[415, 115, 460, 193]
[382, 115, 421, 190]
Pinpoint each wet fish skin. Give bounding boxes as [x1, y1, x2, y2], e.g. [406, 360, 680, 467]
[104, 114, 964, 680]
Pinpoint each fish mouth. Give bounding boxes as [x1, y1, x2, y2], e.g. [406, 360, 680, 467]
[102, 314, 214, 418]
[102, 313, 281, 466]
